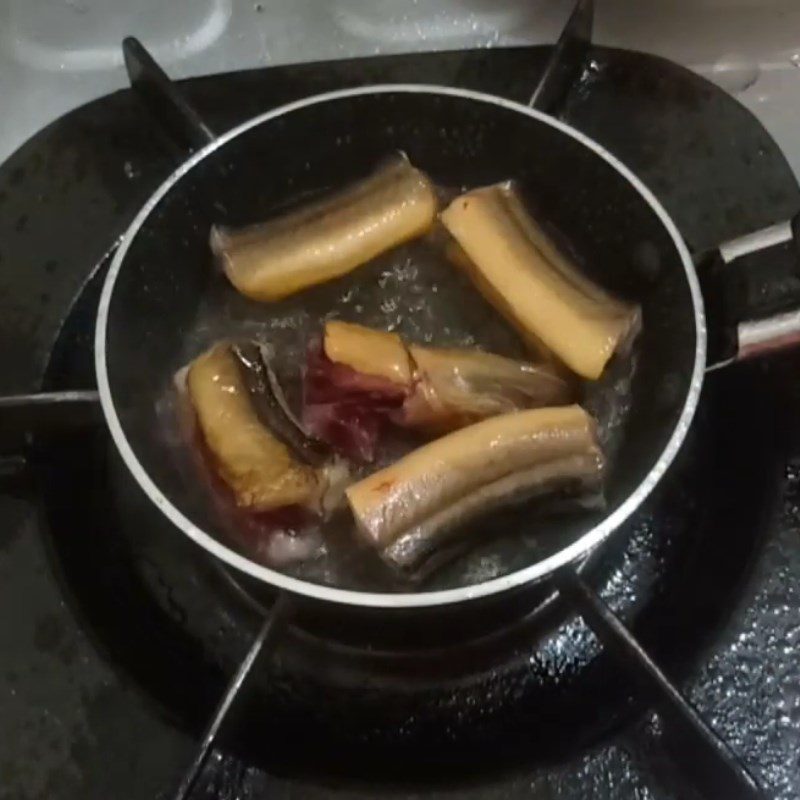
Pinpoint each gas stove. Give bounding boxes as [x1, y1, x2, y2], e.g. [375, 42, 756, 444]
[2, 6, 800, 800]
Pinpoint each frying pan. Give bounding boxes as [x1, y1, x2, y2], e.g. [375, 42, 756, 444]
[94, 84, 796, 610]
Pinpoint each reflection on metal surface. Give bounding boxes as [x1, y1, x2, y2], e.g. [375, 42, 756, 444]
[719, 220, 794, 263]
[705, 58, 761, 95]
[333, 0, 528, 44]
[4, 0, 232, 71]
[738, 309, 800, 360]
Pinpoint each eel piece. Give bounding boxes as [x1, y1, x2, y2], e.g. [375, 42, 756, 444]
[440, 182, 640, 380]
[345, 405, 604, 572]
[187, 342, 329, 512]
[323, 320, 413, 386]
[400, 343, 571, 432]
[443, 238, 559, 366]
[307, 321, 570, 447]
[211, 153, 438, 302]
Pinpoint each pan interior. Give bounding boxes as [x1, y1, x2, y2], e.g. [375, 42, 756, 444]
[101, 89, 699, 596]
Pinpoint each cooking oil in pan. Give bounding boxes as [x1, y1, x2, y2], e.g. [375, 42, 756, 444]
[156, 217, 636, 592]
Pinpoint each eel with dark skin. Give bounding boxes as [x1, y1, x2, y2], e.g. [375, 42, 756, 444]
[345, 404, 604, 575]
[211, 153, 439, 301]
[182, 342, 349, 564]
[302, 320, 572, 461]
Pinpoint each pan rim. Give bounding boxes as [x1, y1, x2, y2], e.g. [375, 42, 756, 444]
[95, 83, 706, 609]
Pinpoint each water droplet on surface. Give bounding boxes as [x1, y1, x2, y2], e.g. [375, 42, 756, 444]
[123, 161, 139, 179]
[708, 59, 760, 94]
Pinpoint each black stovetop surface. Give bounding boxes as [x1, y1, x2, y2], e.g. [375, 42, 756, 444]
[2, 44, 800, 800]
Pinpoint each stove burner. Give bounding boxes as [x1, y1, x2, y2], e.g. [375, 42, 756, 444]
[35, 169, 786, 797]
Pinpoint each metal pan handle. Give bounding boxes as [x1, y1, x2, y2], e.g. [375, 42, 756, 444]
[700, 212, 800, 367]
